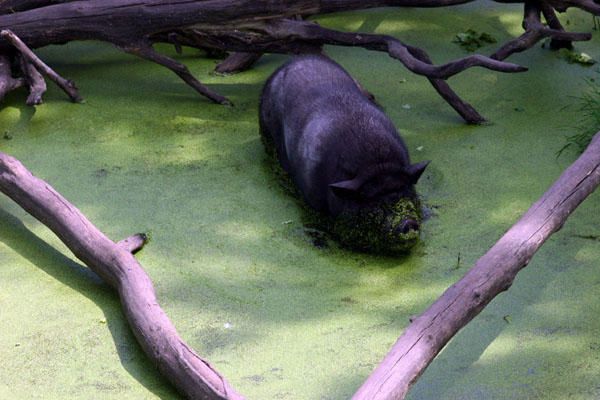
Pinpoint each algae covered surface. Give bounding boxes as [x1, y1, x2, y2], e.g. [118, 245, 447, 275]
[1, 3, 600, 400]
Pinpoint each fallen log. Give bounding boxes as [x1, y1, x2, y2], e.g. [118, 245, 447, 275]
[352, 131, 600, 400]
[0, 152, 245, 400]
[1, 0, 595, 123]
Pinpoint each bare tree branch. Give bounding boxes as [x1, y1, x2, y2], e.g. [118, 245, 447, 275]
[0, 152, 245, 400]
[120, 41, 231, 105]
[352, 131, 600, 400]
[1, 29, 81, 102]
[0, 0, 596, 120]
[491, 1, 591, 61]
[0, 53, 24, 101]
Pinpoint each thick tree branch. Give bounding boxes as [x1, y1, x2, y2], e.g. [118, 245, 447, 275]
[0, 152, 244, 400]
[548, 0, 600, 14]
[0, 53, 24, 101]
[352, 132, 600, 400]
[192, 18, 527, 78]
[1, 29, 81, 102]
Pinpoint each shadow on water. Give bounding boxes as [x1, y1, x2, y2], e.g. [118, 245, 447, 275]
[407, 211, 597, 399]
[0, 93, 37, 136]
[0, 208, 182, 399]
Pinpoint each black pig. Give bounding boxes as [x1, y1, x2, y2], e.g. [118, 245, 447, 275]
[259, 55, 429, 253]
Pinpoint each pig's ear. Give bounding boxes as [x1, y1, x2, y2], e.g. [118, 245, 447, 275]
[329, 179, 362, 198]
[406, 161, 430, 184]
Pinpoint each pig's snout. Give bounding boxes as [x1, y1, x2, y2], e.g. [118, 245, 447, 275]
[397, 219, 420, 235]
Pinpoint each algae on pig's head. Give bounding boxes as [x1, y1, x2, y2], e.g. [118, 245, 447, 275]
[329, 196, 422, 254]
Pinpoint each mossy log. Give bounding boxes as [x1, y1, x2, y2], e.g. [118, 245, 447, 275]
[352, 131, 600, 400]
[0, 0, 597, 122]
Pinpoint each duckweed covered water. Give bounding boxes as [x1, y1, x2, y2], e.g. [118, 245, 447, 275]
[0, 3, 599, 400]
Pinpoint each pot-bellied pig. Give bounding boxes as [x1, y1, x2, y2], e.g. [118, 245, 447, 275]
[259, 55, 429, 253]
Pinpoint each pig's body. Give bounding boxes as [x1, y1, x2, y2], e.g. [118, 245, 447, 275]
[260, 55, 428, 252]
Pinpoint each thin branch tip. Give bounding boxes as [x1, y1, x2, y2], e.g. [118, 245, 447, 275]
[118, 233, 149, 253]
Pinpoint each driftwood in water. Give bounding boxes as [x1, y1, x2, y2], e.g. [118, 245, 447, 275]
[352, 131, 600, 400]
[0, 0, 597, 122]
[0, 151, 245, 400]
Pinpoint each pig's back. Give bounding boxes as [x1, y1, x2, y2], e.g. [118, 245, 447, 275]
[261, 56, 408, 212]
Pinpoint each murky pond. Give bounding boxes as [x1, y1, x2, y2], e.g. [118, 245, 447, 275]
[0, 3, 599, 399]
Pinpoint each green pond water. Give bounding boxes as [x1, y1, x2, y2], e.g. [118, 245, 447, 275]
[1, 3, 599, 400]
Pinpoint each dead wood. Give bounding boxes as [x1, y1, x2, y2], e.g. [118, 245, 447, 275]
[0, 0, 575, 123]
[215, 52, 264, 75]
[491, 1, 591, 61]
[1, 29, 81, 102]
[0, 53, 24, 100]
[0, 152, 244, 400]
[351, 131, 600, 400]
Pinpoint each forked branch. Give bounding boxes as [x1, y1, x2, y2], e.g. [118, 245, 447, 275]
[1, 29, 81, 102]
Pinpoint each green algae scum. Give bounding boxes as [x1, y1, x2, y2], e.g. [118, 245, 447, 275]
[2, 3, 600, 400]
